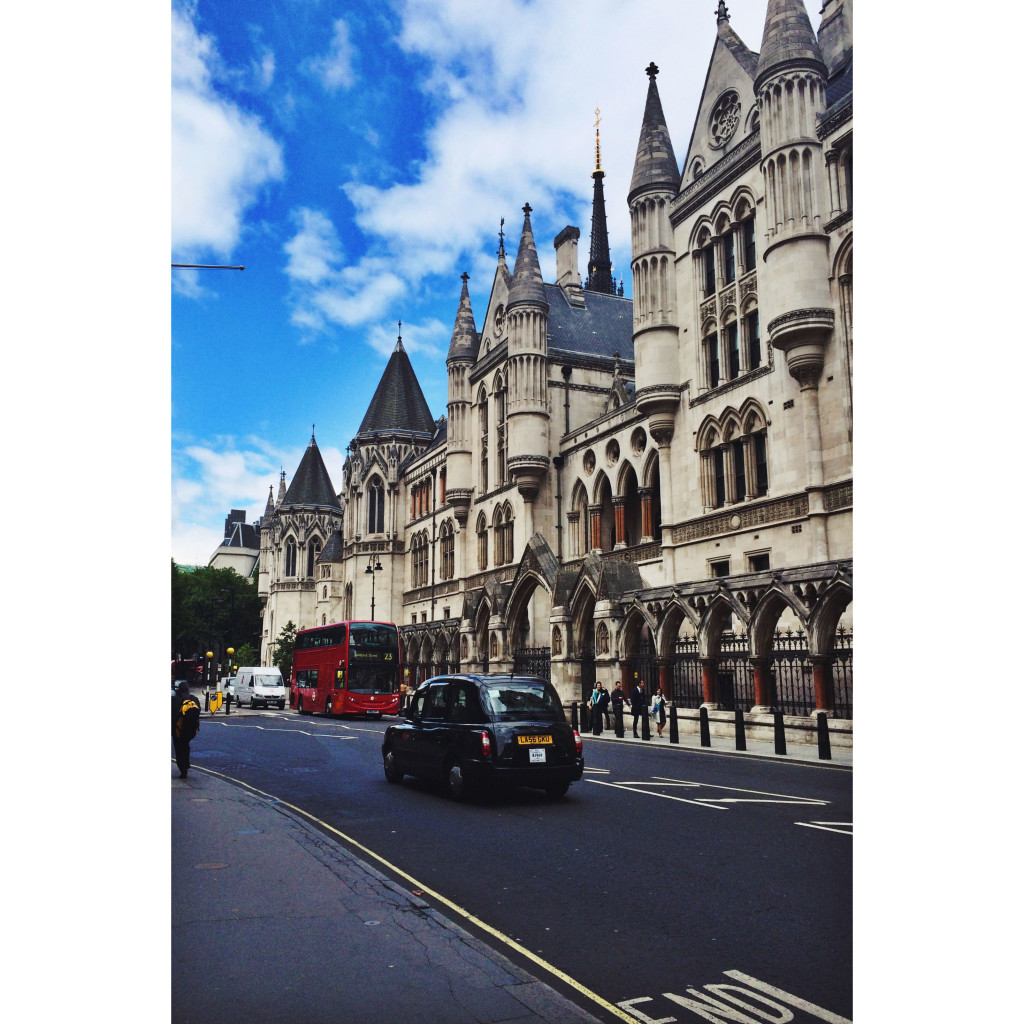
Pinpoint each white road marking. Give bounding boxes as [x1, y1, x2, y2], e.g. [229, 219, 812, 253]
[795, 821, 852, 836]
[587, 779, 727, 810]
[651, 777, 830, 804]
[723, 970, 853, 1023]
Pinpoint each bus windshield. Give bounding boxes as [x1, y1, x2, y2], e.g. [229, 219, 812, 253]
[347, 663, 398, 695]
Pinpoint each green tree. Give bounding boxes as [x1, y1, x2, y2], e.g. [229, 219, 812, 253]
[271, 621, 298, 682]
[171, 561, 263, 674]
[232, 642, 259, 668]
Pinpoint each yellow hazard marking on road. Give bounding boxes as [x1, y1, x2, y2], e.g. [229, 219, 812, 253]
[193, 765, 636, 1023]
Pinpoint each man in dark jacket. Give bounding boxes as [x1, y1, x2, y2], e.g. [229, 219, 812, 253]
[172, 681, 201, 778]
[629, 679, 646, 737]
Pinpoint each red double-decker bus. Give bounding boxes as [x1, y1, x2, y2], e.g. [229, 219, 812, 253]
[292, 621, 401, 718]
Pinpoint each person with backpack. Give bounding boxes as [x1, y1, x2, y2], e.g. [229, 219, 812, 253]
[172, 681, 201, 778]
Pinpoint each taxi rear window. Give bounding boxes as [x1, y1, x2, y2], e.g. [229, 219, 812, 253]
[481, 681, 562, 719]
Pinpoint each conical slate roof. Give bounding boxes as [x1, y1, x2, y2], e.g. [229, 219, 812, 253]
[629, 63, 680, 203]
[318, 530, 345, 563]
[507, 204, 548, 311]
[280, 435, 341, 509]
[754, 0, 825, 91]
[356, 337, 436, 437]
[447, 273, 479, 362]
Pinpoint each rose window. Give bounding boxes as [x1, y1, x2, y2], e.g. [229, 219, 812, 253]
[709, 91, 741, 149]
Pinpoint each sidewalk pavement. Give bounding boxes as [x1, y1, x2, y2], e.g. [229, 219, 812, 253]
[576, 716, 852, 767]
[172, 769, 606, 1024]
[172, 705, 849, 1022]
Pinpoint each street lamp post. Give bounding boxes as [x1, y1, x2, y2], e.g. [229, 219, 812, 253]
[225, 647, 235, 688]
[364, 556, 383, 620]
[206, 650, 214, 690]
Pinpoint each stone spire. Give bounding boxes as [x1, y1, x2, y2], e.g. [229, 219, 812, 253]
[754, 0, 826, 92]
[264, 485, 275, 518]
[446, 272, 479, 362]
[277, 469, 287, 507]
[628, 63, 680, 204]
[507, 204, 548, 311]
[586, 108, 615, 295]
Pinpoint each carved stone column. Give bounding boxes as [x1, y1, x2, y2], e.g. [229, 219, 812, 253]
[812, 655, 835, 715]
[612, 496, 627, 550]
[750, 657, 773, 714]
[700, 657, 719, 708]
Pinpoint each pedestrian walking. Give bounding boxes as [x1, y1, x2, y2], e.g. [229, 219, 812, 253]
[610, 682, 626, 737]
[172, 681, 201, 779]
[629, 678, 646, 737]
[590, 683, 609, 736]
[651, 686, 667, 737]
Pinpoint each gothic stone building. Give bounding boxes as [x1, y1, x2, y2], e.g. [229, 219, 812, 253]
[258, 0, 854, 727]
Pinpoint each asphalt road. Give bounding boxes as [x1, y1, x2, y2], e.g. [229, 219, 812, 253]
[189, 709, 852, 1022]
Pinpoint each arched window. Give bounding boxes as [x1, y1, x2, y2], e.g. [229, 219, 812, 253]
[476, 512, 488, 570]
[307, 538, 321, 577]
[723, 312, 740, 381]
[439, 520, 455, 581]
[478, 386, 489, 493]
[495, 377, 507, 486]
[367, 476, 385, 534]
[744, 305, 761, 370]
[284, 538, 297, 577]
[703, 325, 720, 390]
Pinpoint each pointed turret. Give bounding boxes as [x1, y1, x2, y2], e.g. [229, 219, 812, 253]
[277, 469, 287, 507]
[264, 486, 274, 518]
[754, 0, 826, 92]
[586, 111, 614, 295]
[356, 332, 436, 439]
[280, 435, 341, 510]
[628, 63, 680, 204]
[446, 272, 479, 362]
[629, 61, 682, 449]
[506, 204, 548, 311]
[505, 204, 550, 519]
[445, 274, 477, 524]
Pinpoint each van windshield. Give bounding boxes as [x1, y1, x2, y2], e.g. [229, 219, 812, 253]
[254, 675, 282, 688]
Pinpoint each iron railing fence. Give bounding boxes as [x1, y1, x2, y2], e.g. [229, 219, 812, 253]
[512, 647, 551, 680]
[669, 629, 853, 719]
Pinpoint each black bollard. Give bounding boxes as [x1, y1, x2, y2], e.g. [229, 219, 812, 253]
[225, 692, 231, 716]
[816, 712, 832, 760]
[581, 701, 590, 732]
[734, 708, 746, 751]
[773, 710, 787, 755]
[699, 706, 711, 747]
[571, 702, 579, 731]
[669, 703, 679, 744]
[614, 703, 625, 738]
[204, 691, 210, 712]
[641, 702, 651, 741]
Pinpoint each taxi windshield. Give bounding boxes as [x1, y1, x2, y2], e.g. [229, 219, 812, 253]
[481, 680, 562, 720]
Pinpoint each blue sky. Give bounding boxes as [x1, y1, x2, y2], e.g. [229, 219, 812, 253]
[169, 0, 798, 565]
[171, 0, 773, 565]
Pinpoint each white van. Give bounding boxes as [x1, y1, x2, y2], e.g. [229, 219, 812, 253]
[235, 667, 286, 709]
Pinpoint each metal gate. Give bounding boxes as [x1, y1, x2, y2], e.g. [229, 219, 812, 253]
[513, 646, 551, 680]
[672, 636, 704, 708]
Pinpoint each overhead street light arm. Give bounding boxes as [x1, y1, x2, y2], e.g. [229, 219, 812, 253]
[172, 264, 245, 270]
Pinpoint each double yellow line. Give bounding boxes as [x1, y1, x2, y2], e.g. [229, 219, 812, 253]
[195, 766, 635, 1022]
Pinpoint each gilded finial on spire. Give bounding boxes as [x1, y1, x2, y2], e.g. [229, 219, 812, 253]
[594, 107, 603, 174]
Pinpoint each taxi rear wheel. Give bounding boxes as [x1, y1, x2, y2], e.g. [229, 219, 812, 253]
[444, 759, 474, 802]
[545, 780, 571, 798]
[383, 749, 404, 784]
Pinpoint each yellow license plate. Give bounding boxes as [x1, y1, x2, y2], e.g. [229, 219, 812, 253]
[517, 735, 552, 745]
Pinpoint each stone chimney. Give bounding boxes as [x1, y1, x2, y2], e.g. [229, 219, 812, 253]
[554, 225, 586, 307]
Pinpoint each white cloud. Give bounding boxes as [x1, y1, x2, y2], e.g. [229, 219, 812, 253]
[283, 207, 344, 286]
[366, 317, 448, 359]
[171, 434, 346, 565]
[171, 3, 285, 258]
[308, 18, 357, 91]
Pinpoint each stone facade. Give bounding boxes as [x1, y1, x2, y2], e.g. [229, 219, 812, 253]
[257, 1, 854, 720]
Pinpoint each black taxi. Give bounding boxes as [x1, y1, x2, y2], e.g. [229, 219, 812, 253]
[381, 674, 584, 800]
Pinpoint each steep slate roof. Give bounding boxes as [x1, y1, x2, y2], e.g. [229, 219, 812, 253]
[447, 274, 479, 362]
[544, 285, 634, 363]
[356, 339, 436, 437]
[280, 435, 342, 509]
[754, 0, 826, 90]
[222, 521, 260, 549]
[317, 530, 345, 563]
[628, 64, 680, 203]
[507, 205, 548, 310]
